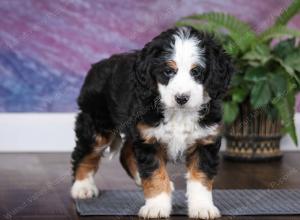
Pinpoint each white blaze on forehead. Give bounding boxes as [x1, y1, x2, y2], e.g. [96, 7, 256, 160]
[172, 28, 205, 69]
[158, 27, 206, 109]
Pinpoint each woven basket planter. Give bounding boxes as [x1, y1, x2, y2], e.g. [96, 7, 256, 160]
[224, 102, 283, 161]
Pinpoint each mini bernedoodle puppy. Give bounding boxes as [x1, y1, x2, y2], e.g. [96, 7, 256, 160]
[71, 26, 234, 219]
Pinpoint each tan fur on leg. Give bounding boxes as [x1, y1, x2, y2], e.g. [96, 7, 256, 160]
[75, 135, 110, 180]
[71, 134, 111, 199]
[139, 150, 173, 218]
[186, 150, 220, 219]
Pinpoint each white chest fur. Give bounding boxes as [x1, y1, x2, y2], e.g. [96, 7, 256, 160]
[141, 109, 219, 161]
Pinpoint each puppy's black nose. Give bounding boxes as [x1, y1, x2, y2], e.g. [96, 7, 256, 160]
[175, 94, 190, 105]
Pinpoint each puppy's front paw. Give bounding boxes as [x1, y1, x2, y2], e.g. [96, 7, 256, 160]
[138, 193, 171, 218]
[188, 204, 220, 219]
[71, 178, 99, 199]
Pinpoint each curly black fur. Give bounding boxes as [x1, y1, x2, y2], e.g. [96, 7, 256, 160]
[133, 140, 161, 179]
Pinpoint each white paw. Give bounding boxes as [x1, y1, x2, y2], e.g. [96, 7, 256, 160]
[138, 193, 172, 218]
[188, 204, 221, 219]
[71, 178, 99, 199]
[186, 179, 220, 219]
[139, 203, 171, 218]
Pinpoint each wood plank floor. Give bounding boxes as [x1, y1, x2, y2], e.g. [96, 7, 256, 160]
[0, 152, 300, 220]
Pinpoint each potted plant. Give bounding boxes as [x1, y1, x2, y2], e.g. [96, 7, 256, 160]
[177, 0, 300, 161]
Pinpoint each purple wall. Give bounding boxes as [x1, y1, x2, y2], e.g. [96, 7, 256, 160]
[0, 0, 299, 112]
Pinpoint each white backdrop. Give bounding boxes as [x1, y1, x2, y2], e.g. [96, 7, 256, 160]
[0, 113, 299, 152]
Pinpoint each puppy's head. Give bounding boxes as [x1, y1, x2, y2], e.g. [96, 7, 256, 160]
[136, 26, 234, 109]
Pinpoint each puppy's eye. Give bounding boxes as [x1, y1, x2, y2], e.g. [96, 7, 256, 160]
[164, 69, 176, 78]
[191, 67, 202, 77]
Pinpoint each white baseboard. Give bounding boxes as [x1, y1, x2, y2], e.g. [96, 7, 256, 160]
[0, 113, 76, 152]
[0, 113, 299, 152]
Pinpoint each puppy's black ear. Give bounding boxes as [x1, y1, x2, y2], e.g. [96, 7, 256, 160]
[204, 36, 234, 100]
[135, 47, 154, 88]
[134, 42, 161, 102]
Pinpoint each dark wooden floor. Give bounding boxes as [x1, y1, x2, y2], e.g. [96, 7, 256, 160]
[1, 152, 300, 220]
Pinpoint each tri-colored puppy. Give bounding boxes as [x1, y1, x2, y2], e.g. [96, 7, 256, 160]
[71, 26, 234, 219]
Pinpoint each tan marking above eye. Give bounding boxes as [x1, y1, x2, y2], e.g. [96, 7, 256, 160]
[191, 63, 198, 70]
[166, 60, 178, 71]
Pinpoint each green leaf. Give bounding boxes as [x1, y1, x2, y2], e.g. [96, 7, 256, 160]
[274, 57, 295, 74]
[223, 101, 239, 124]
[262, 0, 300, 45]
[250, 81, 271, 108]
[243, 44, 272, 64]
[284, 51, 300, 72]
[255, 44, 270, 56]
[274, 57, 300, 85]
[274, 96, 298, 146]
[230, 73, 244, 87]
[274, 0, 300, 26]
[184, 12, 256, 51]
[223, 39, 240, 56]
[258, 26, 300, 42]
[273, 38, 296, 59]
[248, 60, 261, 67]
[244, 67, 268, 82]
[231, 87, 248, 103]
[268, 73, 288, 97]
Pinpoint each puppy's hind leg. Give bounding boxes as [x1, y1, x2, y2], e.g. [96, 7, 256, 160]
[71, 112, 111, 199]
[120, 140, 141, 186]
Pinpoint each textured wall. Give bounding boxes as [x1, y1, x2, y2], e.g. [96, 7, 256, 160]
[0, 0, 299, 112]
